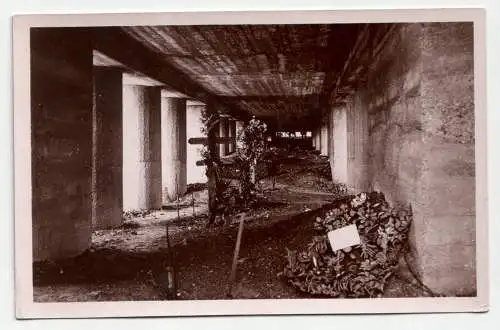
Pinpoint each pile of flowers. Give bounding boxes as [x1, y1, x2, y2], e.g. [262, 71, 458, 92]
[280, 191, 412, 298]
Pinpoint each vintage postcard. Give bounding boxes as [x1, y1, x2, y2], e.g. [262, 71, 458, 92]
[13, 8, 488, 318]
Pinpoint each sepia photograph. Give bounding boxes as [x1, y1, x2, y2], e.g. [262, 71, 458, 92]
[12, 8, 488, 318]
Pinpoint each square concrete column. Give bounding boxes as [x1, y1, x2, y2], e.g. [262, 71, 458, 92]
[320, 123, 329, 156]
[123, 85, 162, 210]
[92, 67, 123, 229]
[330, 106, 348, 183]
[346, 93, 369, 192]
[228, 119, 236, 153]
[186, 102, 207, 184]
[219, 116, 230, 156]
[31, 28, 93, 261]
[161, 97, 188, 203]
[411, 23, 476, 295]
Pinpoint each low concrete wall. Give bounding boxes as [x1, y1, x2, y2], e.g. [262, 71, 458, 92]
[338, 23, 476, 295]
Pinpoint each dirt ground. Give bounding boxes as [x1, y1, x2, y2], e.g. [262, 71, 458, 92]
[33, 150, 428, 302]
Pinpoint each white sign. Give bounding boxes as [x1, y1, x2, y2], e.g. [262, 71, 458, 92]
[327, 224, 361, 252]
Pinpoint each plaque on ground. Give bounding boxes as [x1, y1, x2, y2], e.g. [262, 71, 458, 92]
[327, 224, 361, 252]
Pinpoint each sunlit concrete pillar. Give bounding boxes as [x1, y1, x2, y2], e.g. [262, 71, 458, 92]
[31, 28, 93, 261]
[320, 123, 329, 156]
[330, 106, 348, 183]
[123, 84, 162, 210]
[228, 119, 236, 153]
[161, 97, 187, 203]
[219, 116, 230, 156]
[92, 67, 123, 229]
[186, 101, 207, 184]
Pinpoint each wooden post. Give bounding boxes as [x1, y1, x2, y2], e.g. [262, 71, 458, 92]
[227, 214, 246, 298]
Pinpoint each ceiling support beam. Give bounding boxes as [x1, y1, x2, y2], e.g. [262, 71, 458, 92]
[91, 26, 249, 120]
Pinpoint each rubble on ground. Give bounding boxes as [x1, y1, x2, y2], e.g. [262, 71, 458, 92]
[280, 191, 412, 298]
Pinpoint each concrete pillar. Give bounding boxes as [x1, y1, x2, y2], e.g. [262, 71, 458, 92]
[123, 85, 162, 210]
[346, 93, 369, 192]
[92, 67, 123, 229]
[320, 123, 329, 156]
[161, 97, 188, 203]
[330, 106, 348, 183]
[186, 102, 207, 184]
[228, 119, 236, 153]
[31, 28, 93, 261]
[219, 116, 230, 156]
[411, 23, 476, 295]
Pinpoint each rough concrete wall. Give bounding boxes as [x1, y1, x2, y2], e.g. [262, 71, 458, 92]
[416, 23, 476, 296]
[31, 28, 93, 261]
[186, 105, 207, 184]
[344, 23, 476, 295]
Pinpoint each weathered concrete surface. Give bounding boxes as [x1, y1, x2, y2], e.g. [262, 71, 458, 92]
[342, 23, 476, 295]
[161, 97, 188, 202]
[31, 28, 93, 261]
[346, 92, 370, 192]
[92, 67, 123, 229]
[186, 104, 207, 184]
[416, 23, 476, 296]
[123, 85, 162, 210]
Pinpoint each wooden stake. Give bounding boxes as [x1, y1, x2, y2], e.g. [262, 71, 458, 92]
[164, 223, 177, 299]
[227, 214, 246, 298]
